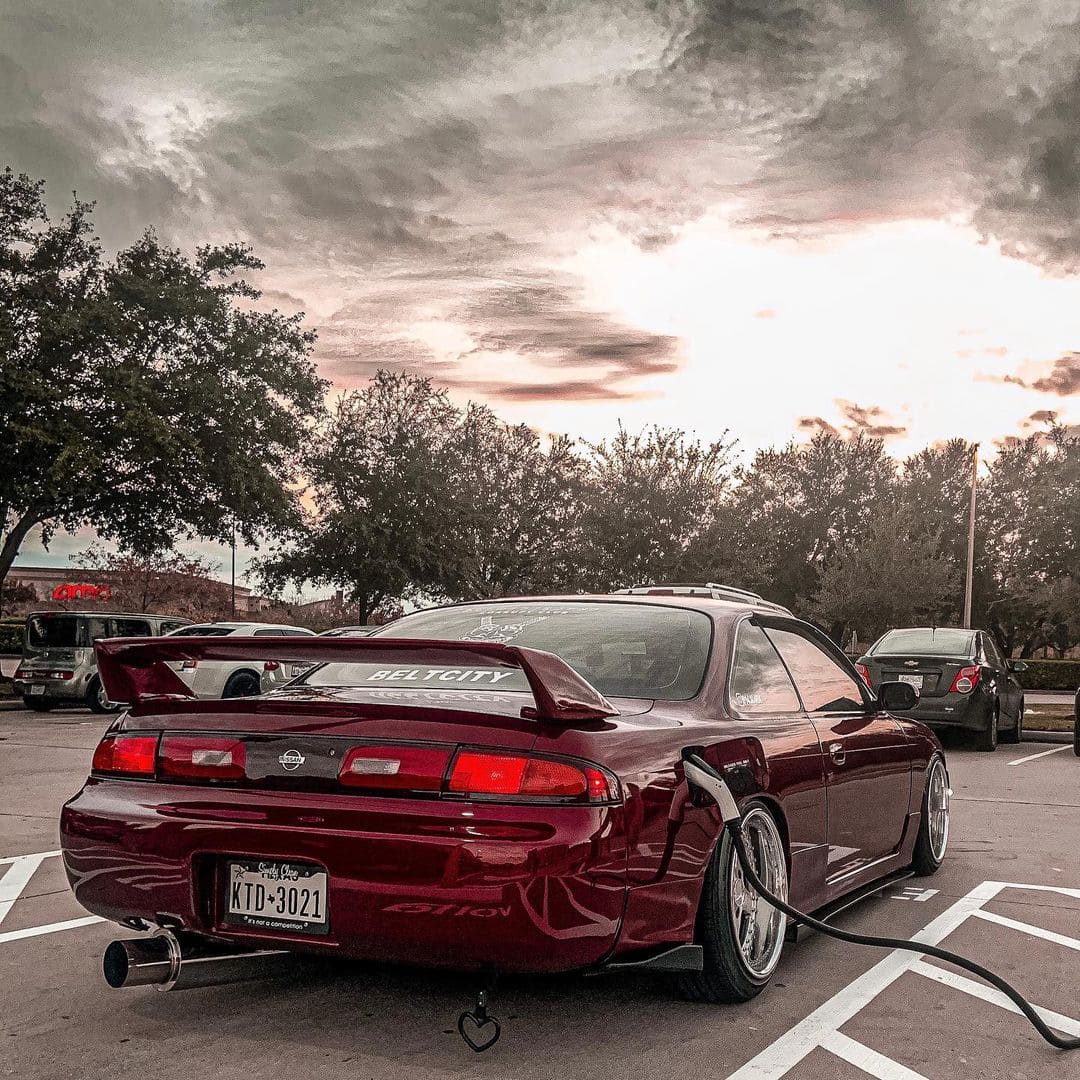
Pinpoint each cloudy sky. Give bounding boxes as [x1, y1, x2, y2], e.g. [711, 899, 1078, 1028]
[4, 0, 1080, 572]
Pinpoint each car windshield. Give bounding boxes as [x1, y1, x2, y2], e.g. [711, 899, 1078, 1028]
[871, 628, 976, 658]
[26, 614, 85, 649]
[299, 601, 713, 700]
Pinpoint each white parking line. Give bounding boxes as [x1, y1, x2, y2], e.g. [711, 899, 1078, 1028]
[972, 908, 1080, 952]
[1007, 745, 1070, 766]
[0, 915, 104, 944]
[0, 852, 61, 926]
[725, 880, 1080, 1080]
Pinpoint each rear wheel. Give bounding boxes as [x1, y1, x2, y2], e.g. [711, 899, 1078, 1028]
[1000, 698, 1023, 744]
[912, 755, 950, 875]
[974, 700, 999, 752]
[222, 670, 260, 699]
[678, 803, 788, 1004]
[22, 696, 53, 712]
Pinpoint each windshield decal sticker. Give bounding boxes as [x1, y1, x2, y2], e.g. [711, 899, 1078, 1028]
[461, 614, 549, 644]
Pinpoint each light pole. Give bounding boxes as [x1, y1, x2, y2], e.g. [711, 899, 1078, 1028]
[962, 442, 978, 629]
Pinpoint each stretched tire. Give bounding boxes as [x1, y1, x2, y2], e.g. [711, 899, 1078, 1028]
[678, 803, 788, 1004]
[974, 700, 999, 752]
[1000, 698, 1023, 745]
[911, 755, 950, 875]
[22, 696, 53, 712]
[222, 670, 260, 699]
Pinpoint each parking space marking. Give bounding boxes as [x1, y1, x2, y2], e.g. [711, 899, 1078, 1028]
[0, 851, 61, 926]
[0, 915, 104, 945]
[910, 962, 1080, 1038]
[818, 1031, 929, 1080]
[1007, 745, 1070, 766]
[971, 908, 1080, 952]
[725, 880, 1080, 1080]
[890, 887, 938, 903]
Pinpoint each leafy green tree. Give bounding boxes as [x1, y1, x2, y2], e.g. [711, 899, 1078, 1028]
[0, 167, 325, 588]
[578, 425, 735, 591]
[257, 372, 468, 621]
[808, 508, 961, 644]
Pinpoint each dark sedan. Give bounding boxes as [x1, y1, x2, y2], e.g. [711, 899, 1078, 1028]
[856, 626, 1025, 752]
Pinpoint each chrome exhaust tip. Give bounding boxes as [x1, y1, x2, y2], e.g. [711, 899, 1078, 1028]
[103, 929, 288, 991]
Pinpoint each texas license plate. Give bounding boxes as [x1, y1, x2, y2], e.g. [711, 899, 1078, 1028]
[29, 684, 45, 696]
[898, 674, 923, 689]
[289, 663, 311, 677]
[224, 860, 329, 935]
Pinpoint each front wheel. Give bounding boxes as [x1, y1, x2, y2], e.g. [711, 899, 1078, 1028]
[912, 755, 950, 875]
[678, 803, 789, 1003]
[222, 670, 260, 699]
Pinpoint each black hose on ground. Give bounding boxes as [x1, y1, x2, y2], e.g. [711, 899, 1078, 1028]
[683, 753, 1079, 1052]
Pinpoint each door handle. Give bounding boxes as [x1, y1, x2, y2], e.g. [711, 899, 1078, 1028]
[829, 741, 846, 765]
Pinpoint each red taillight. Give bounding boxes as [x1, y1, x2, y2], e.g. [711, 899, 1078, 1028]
[338, 744, 452, 791]
[854, 662, 872, 689]
[180, 659, 198, 671]
[447, 751, 618, 803]
[263, 660, 280, 672]
[91, 733, 158, 777]
[159, 735, 247, 780]
[949, 666, 981, 694]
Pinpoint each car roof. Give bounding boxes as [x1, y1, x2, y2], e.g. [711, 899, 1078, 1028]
[410, 593, 789, 621]
[26, 611, 190, 620]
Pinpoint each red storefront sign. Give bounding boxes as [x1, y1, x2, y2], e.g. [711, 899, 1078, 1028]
[52, 583, 112, 602]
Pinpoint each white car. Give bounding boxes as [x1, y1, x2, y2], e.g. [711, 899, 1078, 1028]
[165, 622, 316, 698]
[259, 625, 377, 694]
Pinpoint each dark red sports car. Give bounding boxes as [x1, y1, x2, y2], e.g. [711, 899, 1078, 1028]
[60, 587, 950, 1003]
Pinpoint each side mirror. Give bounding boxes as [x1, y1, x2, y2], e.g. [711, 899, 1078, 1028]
[1007, 660, 1027, 673]
[879, 680, 918, 711]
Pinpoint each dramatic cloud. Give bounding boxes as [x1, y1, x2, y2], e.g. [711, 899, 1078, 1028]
[5, 1, 1080, 409]
[799, 400, 908, 441]
[981, 352, 1080, 396]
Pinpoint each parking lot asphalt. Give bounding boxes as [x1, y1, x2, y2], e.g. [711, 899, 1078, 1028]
[2, 708, 1077, 1080]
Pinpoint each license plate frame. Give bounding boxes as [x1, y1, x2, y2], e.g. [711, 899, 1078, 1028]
[28, 684, 46, 696]
[898, 673, 923, 690]
[223, 859, 329, 936]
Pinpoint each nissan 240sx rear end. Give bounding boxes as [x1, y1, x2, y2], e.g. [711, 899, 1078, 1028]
[59, 633, 631, 976]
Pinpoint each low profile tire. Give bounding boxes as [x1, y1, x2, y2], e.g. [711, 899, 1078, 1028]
[678, 803, 789, 1004]
[222, 670, 261, 699]
[22, 696, 53, 712]
[911, 755, 950, 876]
[1000, 698, 1023, 745]
[86, 677, 120, 715]
[974, 700, 999, 752]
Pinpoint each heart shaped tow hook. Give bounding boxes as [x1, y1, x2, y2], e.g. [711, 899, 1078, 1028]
[457, 988, 501, 1053]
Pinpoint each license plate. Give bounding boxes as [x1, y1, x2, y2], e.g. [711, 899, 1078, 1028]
[899, 674, 923, 689]
[29, 684, 45, 696]
[289, 663, 311, 677]
[224, 860, 328, 935]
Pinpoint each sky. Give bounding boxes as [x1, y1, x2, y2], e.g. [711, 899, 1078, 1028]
[3, 0, 1080, 579]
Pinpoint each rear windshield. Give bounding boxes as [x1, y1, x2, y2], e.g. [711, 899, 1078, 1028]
[26, 614, 89, 649]
[166, 625, 236, 637]
[871, 628, 976, 658]
[300, 601, 713, 701]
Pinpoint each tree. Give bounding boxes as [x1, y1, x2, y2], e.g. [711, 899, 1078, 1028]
[446, 407, 588, 598]
[257, 372, 469, 621]
[578, 425, 735, 591]
[808, 508, 961, 645]
[0, 167, 326, 588]
[80, 546, 232, 621]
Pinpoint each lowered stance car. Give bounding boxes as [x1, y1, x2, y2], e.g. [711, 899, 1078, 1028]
[165, 621, 316, 699]
[855, 626, 1025, 752]
[60, 587, 949, 1004]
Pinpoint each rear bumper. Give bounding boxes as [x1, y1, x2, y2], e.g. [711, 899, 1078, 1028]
[13, 672, 90, 702]
[60, 778, 627, 974]
[906, 689, 993, 731]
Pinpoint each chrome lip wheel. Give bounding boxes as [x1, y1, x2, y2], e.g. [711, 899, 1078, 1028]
[927, 758, 950, 862]
[729, 808, 788, 978]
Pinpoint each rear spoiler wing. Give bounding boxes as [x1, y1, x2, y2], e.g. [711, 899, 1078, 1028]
[94, 636, 619, 724]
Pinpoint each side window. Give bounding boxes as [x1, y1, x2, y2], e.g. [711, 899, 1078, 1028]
[254, 628, 286, 636]
[158, 620, 188, 636]
[764, 626, 866, 713]
[728, 622, 801, 715]
[281, 629, 311, 637]
[83, 618, 110, 644]
[111, 618, 152, 637]
[983, 636, 1003, 667]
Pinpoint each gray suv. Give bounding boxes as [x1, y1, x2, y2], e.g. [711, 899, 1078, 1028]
[14, 611, 191, 713]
